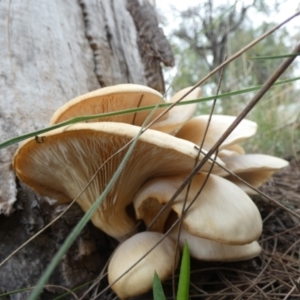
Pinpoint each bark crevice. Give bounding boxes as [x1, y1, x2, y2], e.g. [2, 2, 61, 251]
[127, 0, 175, 93]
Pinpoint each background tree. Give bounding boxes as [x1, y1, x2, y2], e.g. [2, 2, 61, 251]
[161, 0, 300, 156]
[168, 0, 295, 91]
[0, 1, 173, 298]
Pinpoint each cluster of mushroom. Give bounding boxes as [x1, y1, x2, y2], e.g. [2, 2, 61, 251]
[13, 84, 288, 299]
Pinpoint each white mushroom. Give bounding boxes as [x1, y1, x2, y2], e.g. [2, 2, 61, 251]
[215, 154, 289, 194]
[168, 225, 261, 261]
[175, 115, 289, 192]
[134, 173, 262, 245]
[50, 84, 168, 126]
[50, 84, 199, 134]
[108, 231, 179, 299]
[176, 115, 257, 150]
[151, 86, 200, 134]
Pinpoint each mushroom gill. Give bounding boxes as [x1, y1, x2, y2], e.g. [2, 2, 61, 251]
[13, 122, 221, 240]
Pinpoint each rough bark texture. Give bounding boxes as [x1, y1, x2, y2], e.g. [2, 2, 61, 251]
[127, 0, 174, 93]
[0, 0, 173, 298]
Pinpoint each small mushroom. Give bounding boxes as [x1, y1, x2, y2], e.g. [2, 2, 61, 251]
[168, 224, 261, 261]
[176, 115, 257, 150]
[134, 173, 262, 245]
[151, 86, 200, 134]
[50, 84, 168, 126]
[50, 84, 199, 134]
[13, 122, 219, 240]
[215, 154, 289, 194]
[108, 231, 179, 299]
[175, 115, 289, 192]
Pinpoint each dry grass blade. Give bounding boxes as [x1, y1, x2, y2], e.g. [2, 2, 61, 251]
[171, 55, 227, 297]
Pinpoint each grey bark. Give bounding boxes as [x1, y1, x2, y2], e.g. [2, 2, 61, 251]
[0, 0, 173, 298]
[127, 0, 174, 93]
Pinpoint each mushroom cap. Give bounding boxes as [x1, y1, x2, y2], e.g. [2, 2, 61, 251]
[50, 84, 168, 126]
[134, 173, 262, 245]
[217, 154, 289, 176]
[226, 171, 275, 195]
[13, 122, 219, 239]
[215, 154, 289, 192]
[176, 115, 257, 150]
[151, 87, 200, 134]
[108, 231, 179, 299]
[168, 225, 261, 261]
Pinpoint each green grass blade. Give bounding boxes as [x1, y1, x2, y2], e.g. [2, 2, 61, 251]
[27, 88, 163, 300]
[0, 287, 31, 297]
[176, 243, 190, 300]
[248, 53, 300, 60]
[1, 76, 299, 150]
[27, 126, 144, 300]
[153, 272, 167, 300]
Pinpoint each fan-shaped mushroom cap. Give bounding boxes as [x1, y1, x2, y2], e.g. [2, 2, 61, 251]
[134, 173, 262, 245]
[176, 115, 257, 150]
[168, 225, 261, 261]
[227, 171, 275, 194]
[50, 84, 168, 126]
[151, 87, 200, 134]
[215, 154, 289, 193]
[13, 122, 220, 240]
[108, 231, 179, 299]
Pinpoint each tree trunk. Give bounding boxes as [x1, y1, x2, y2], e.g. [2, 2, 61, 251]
[0, 1, 173, 298]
